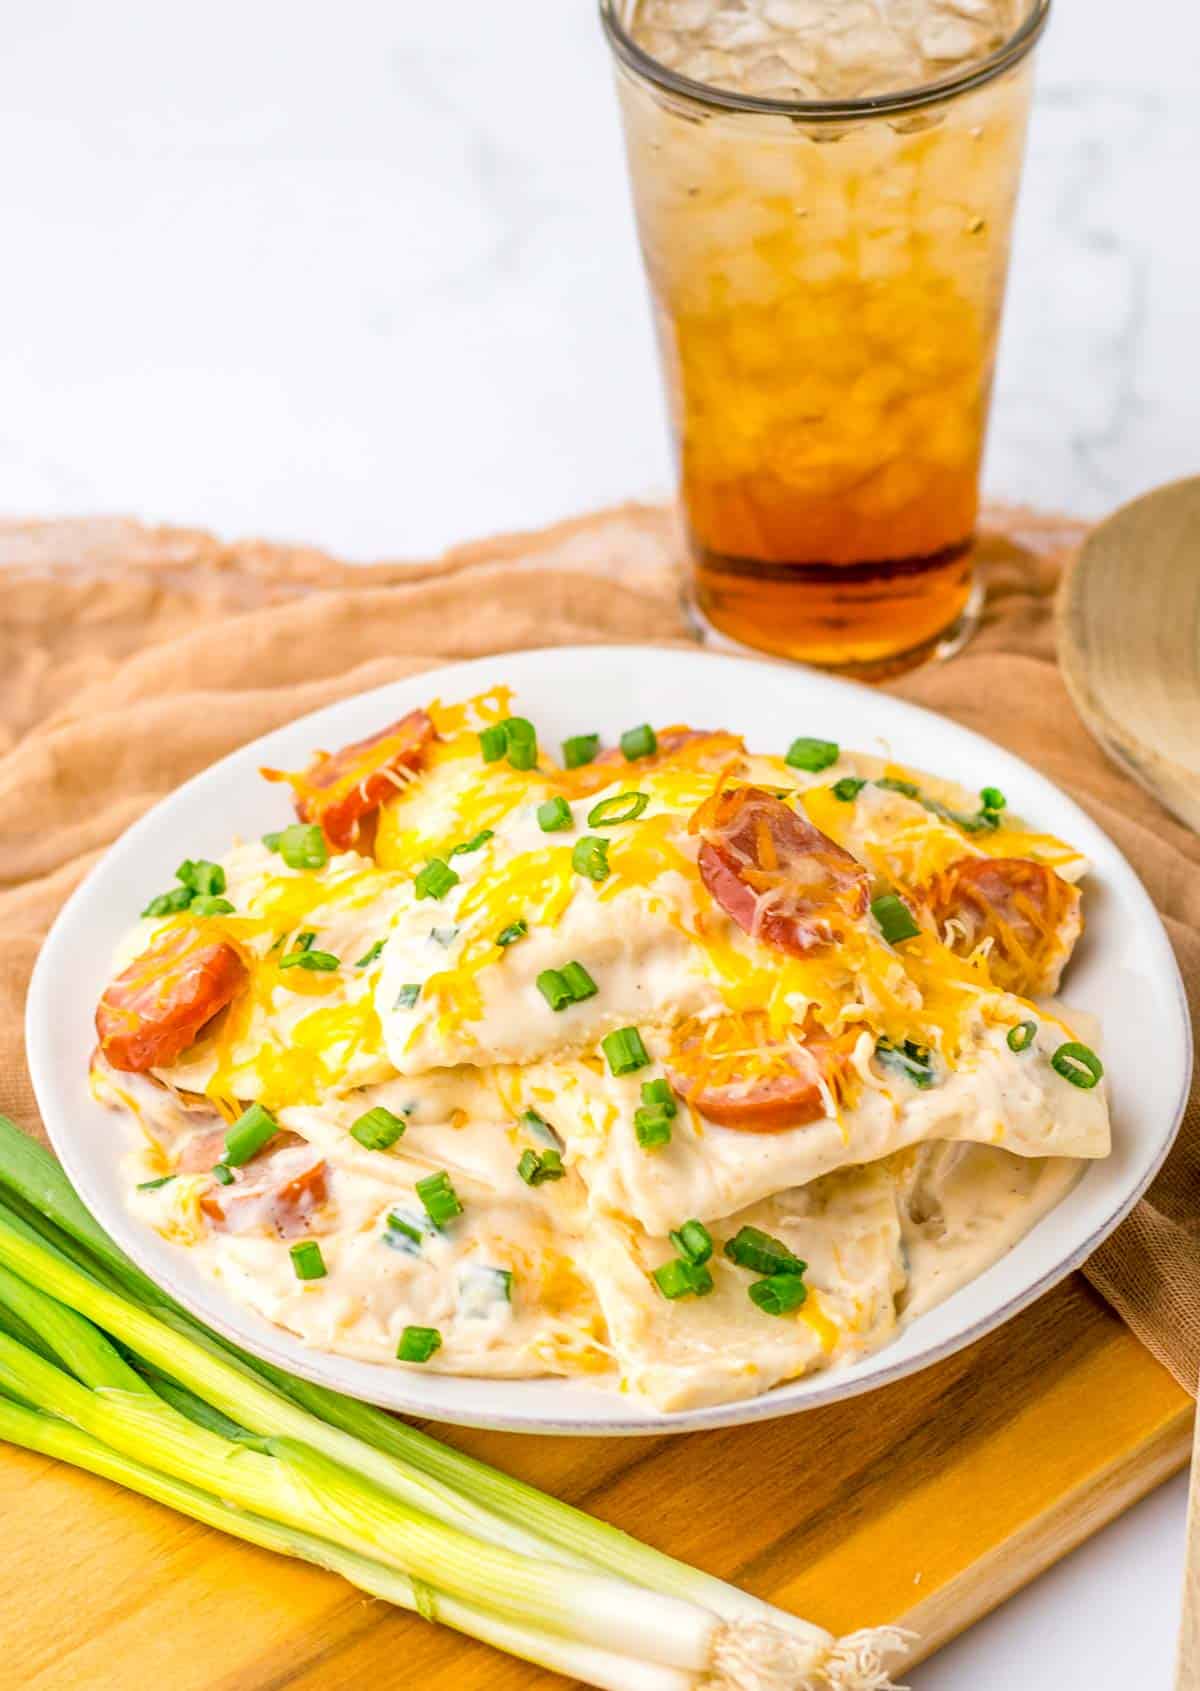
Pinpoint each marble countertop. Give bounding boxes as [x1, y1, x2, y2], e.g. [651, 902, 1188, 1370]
[1, 1, 1193, 1684]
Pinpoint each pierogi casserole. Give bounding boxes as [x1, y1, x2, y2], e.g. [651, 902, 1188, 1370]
[92, 690, 1109, 1412]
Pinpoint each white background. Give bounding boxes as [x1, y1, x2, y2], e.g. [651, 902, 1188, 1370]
[1, 1, 1193, 1684]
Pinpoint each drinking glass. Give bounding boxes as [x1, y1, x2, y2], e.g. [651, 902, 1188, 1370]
[601, 0, 1050, 675]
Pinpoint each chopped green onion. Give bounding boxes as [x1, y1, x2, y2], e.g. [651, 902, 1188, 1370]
[537, 797, 573, 833]
[496, 920, 528, 948]
[450, 829, 494, 857]
[634, 1108, 672, 1150]
[294, 932, 316, 952]
[562, 733, 599, 769]
[289, 1241, 327, 1282]
[355, 940, 385, 969]
[136, 1176, 174, 1192]
[350, 1107, 406, 1152]
[1007, 1020, 1037, 1054]
[620, 723, 657, 762]
[479, 723, 508, 763]
[189, 894, 236, 917]
[274, 824, 328, 871]
[223, 1103, 278, 1167]
[875, 1036, 936, 1090]
[723, 1226, 804, 1278]
[280, 948, 340, 972]
[520, 1109, 561, 1147]
[414, 858, 459, 901]
[516, 1148, 566, 1187]
[211, 1163, 234, 1186]
[535, 970, 572, 1012]
[749, 1272, 808, 1316]
[571, 836, 610, 882]
[142, 886, 194, 917]
[652, 1258, 713, 1300]
[832, 777, 866, 802]
[875, 777, 921, 798]
[261, 831, 283, 851]
[587, 792, 650, 829]
[415, 1171, 463, 1228]
[396, 1325, 442, 1363]
[176, 859, 226, 897]
[503, 718, 538, 773]
[640, 1077, 678, 1118]
[871, 892, 921, 945]
[394, 983, 421, 1010]
[559, 961, 598, 1002]
[534, 956, 594, 1008]
[875, 776, 1002, 835]
[669, 1220, 712, 1266]
[785, 737, 839, 773]
[1051, 1041, 1104, 1089]
[430, 926, 459, 949]
[603, 1026, 650, 1077]
[385, 1211, 429, 1248]
[980, 787, 1007, 813]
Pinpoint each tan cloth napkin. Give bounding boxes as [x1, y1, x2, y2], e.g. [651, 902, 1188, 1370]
[2, 505, 1197, 1394]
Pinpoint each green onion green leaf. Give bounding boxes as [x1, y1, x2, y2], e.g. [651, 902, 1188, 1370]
[503, 717, 538, 773]
[355, 940, 385, 969]
[414, 858, 459, 901]
[603, 1026, 650, 1077]
[1007, 1020, 1037, 1054]
[289, 1241, 327, 1282]
[517, 1148, 566, 1187]
[537, 797, 573, 833]
[142, 886, 195, 918]
[587, 792, 649, 828]
[223, 1103, 278, 1167]
[748, 1272, 808, 1316]
[571, 836, 610, 882]
[723, 1226, 805, 1278]
[350, 1107, 406, 1152]
[1051, 1041, 1104, 1089]
[275, 824, 328, 871]
[496, 920, 528, 948]
[415, 1171, 463, 1228]
[562, 733, 600, 769]
[832, 777, 866, 802]
[449, 829, 494, 857]
[785, 737, 839, 773]
[652, 1258, 713, 1300]
[875, 1036, 936, 1090]
[871, 892, 921, 945]
[479, 724, 508, 763]
[620, 724, 657, 762]
[396, 1325, 442, 1363]
[669, 1220, 712, 1266]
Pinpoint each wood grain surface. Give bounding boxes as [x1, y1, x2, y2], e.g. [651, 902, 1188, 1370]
[1059, 476, 1200, 834]
[0, 1273, 1188, 1690]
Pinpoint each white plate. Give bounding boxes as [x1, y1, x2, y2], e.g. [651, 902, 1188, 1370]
[26, 646, 1192, 1435]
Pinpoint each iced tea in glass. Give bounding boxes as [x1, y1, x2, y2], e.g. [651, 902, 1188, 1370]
[601, 0, 1050, 675]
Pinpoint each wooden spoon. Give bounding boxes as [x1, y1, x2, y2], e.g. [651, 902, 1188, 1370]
[1058, 476, 1200, 833]
[1057, 477, 1200, 1688]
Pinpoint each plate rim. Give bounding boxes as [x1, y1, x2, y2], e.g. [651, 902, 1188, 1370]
[26, 643, 1193, 1435]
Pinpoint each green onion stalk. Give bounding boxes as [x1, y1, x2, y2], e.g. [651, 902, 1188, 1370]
[0, 1115, 910, 1690]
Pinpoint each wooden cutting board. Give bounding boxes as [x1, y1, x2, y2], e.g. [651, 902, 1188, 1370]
[0, 1271, 1188, 1690]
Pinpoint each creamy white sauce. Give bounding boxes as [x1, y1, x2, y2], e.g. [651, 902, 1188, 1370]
[99, 714, 1109, 1411]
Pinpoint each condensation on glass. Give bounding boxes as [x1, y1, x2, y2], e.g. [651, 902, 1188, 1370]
[602, 0, 1050, 675]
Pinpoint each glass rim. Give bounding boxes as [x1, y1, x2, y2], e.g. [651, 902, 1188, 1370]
[598, 0, 1051, 121]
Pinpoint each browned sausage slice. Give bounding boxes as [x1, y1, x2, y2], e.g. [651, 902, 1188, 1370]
[96, 927, 246, 1074]
[263, 709, 436, 850]
[693, 785, 869, 956]
[925, 856, 1083, 995]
